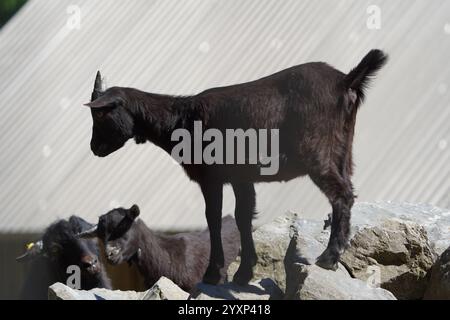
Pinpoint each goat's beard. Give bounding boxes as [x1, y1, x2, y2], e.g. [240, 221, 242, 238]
[91, 140, 126, 157]
[134, 135, 147, 144]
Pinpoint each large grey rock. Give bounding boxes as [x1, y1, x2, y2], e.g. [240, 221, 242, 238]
[424, 246, 450, 300]
[227, 202, 449, 297]
[340, 220, 436, 300]
[192, 279, 283, 300]
[285, 263, 396, 300]
[284, 223, 396, 300]
[48, 282, 147, 300]
[351, 202, 450, 255]
[143, 276, 190, 300]
[48, 277, 189, 300]
[227, 213, 298, 291]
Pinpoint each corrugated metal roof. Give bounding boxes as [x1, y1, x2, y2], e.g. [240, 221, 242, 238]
[0, 0, 448, 232]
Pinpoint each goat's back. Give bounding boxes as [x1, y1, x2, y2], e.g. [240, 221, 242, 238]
[197, 62, 346, 129]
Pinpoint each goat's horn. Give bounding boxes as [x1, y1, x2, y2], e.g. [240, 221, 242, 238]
[91, 70, 104, 101]
[77, 225, 98, 239]
[16, 240, 43, 262]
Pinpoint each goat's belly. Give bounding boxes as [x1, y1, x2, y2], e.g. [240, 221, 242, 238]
[186, 162, 308, 183]
[245, 164, 308, 183]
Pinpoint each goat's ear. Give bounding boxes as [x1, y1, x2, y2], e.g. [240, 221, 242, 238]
[84, 94, 119, 109]
[128, 205, 140, 220]
[16, 240, 44, 262]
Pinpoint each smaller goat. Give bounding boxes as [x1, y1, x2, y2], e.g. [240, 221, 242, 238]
[78, 205, 240, 291]
[17, 216, 111, 299]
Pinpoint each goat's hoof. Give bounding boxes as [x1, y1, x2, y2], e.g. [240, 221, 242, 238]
[232, 266, 253, 286]
[202, 267, 221, 285]
[316, 249, 339, 271]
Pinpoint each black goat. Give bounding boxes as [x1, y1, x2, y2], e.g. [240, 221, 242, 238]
[84, 50, 388, 285]
[78, 205, 240, 291]
[17, 216, 111, 299]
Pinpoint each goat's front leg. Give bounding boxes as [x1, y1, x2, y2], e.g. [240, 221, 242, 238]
[200, 181, 224, 285]
[311, 172, 354, 271]
[232, 182, 257, 286]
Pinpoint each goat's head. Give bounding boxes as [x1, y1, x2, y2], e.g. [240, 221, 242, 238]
[17, 216, 108, 287]
[78, 205, 141, 265]
[84, 71, 136, 157]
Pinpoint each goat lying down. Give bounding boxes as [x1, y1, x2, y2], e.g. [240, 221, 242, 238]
[84, 50, 388, 285]
[16, 216, 111, 299]
[79, 205, 240, 291]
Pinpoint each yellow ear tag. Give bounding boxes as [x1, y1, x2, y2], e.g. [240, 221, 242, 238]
[26, 242, 35, 250]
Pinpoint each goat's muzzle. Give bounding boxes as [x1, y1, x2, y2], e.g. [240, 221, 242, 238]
[81, 255, 100, 274]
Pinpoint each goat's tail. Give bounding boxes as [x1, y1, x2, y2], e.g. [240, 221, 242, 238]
[344, 49, 388, 102]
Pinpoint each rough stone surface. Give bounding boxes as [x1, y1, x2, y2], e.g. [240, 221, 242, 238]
[284, 224, 396, 300]
[227, 213, 297, 291]
[48, 282, 147, 300]
[227, 202, 449, 299]
[351, 202, 450, 255]
[143, 276, 190, 300]
[341, 219, 437, 299]
[48, 277, 189, 300]
[424, 246, 450, 300]
[192, 278, 283, 300]
[285, 263, 396, 300]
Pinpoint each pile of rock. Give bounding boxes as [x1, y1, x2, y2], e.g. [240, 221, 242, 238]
[48, 202, 450, 300]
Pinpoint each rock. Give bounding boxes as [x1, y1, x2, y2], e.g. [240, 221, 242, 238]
[48, 282, 147, 300]
[284, 263, 396, 300]
[227, 212, 308, 291]
[424, 246, 450, 299]
[225, 202, 448, 299]
[227, 202, 449, 294]
[48, 277, 189, 300]
[192, 279, 283, 300]
[284, 225, 396, 300]
[341, 220, 436, 300]
[351, 202, 450, 255]
[143, 277, 190, 300]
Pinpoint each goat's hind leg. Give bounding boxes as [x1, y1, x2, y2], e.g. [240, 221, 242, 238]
[232, 182, 258, 286]
[201, 182, 225, 285]
[311, 172, 354, 271]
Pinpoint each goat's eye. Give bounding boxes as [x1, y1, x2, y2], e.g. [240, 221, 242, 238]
[96, 111, 104, 118]
[51, 246, 60, 255]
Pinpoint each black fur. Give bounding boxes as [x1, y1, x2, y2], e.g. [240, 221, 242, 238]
[17, 216, 111, 299]
[88, 205, 240, 291]
[85, 50, 388, 284]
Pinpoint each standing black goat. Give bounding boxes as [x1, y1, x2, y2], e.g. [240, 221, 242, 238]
[78, 205, 240, 291]
[17, 216, 111, 299]
[84, 50, 388, 285]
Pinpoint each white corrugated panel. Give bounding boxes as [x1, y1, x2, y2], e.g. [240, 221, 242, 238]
[0, 0, 448, 232]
